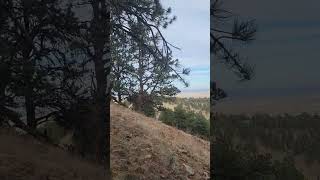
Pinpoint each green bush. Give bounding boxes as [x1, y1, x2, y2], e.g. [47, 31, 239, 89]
[159, 105, 209, 139]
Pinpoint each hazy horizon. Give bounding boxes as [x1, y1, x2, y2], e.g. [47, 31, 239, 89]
[177, 90, 209, 98]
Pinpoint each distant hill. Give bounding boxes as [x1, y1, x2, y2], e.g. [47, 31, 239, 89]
[163, 97, 210, 120]
[215, 94, 320, 115]
[177, 90, 209, 98]
[216, 87, 320, 115]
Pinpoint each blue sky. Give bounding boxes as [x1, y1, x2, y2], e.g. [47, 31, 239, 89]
[161, 0, 210, 93]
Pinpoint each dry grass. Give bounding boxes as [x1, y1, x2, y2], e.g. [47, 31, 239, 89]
[0, 128, 106, 180]
[176, 92, 209, 98]
[111, 103, 209, 180]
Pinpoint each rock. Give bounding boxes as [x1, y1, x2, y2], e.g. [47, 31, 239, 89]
[125, 134, 132, 139]
[203, 172, 210, 179]
[178, 148, 188, 154]
[183, 163, 194, 176]
[168, 154, 176, 169]
[160, 174, 166, 179]
[145, 154, 152, 159]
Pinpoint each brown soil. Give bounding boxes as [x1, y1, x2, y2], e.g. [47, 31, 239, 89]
[0, 128, 105, 180]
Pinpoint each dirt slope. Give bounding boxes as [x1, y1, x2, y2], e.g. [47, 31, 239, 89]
[0, 103, 209, 180]
[111, 103, 210, 179]
[0, 129, 105, 180]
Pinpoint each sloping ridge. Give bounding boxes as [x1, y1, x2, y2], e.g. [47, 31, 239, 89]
[111, 103, 210, 179]
[0, 103, 209, 180]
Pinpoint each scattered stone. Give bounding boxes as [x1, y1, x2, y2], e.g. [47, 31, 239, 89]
[183, 163, 194, 176]
[125, 134, 132, 139]
[178, 148, 188, 154]
[145, 154, 152, 159]
[203, 172, 210, 179]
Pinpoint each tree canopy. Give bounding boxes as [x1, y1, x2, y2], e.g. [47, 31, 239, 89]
[0, 0, 181, 176]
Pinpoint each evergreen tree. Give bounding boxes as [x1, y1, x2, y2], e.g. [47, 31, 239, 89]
[112, 8, 190, 116]
[0, 0, 80, 137]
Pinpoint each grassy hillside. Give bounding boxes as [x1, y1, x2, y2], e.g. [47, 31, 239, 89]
[163, 97, 210, 120]
[0, 103, 209, 180]
[0, 128, 105, 180]
[111, 103, 210, 179]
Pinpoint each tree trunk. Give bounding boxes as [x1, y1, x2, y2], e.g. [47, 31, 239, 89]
[0, 63, 10, 103]
[24, 54, 36, 130]
[116, 72, 122, 103]
[91, 0, 111, 177]
[117, 92, 122, 103]
[22, 3, 37, 130]
[25, 88, 36, 129]
[23, 47, 36, 130]
[136, 47, 144, 112]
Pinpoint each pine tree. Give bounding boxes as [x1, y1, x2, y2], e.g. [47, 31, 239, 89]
[0, 0, 79, 136]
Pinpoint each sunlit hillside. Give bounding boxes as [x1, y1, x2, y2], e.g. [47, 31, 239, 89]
[163, 97, 210, 120]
